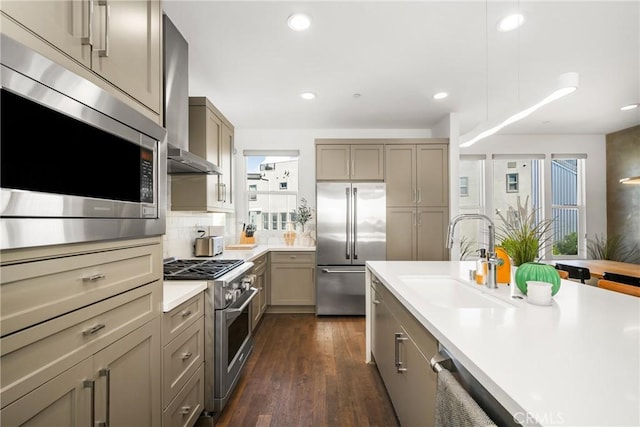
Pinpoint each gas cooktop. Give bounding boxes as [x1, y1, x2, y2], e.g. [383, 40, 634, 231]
[163, 258, 244, 280]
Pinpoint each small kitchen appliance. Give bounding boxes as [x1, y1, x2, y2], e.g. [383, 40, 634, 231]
[194, 235, 224, 257]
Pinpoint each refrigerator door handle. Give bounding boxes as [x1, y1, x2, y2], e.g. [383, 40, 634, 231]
[345, 187, 351, 260]
[321, 268, 365, 274]
[353, 186, 358, 260]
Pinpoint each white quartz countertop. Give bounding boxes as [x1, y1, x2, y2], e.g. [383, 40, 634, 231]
[366, 261, 640, 427]
[163, 244, 315, 312]
[163, 280, 207, 312]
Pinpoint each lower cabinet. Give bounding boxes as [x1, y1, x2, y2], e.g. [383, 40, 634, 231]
[371, 275, 438, 427]
[270, 251, 316, 309]
[2, 316, 161, 426]
[250, 254, 269, 331]
[161, 293, 205, 427]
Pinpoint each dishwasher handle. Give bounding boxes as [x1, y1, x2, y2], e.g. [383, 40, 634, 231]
[321, 268, 365, 274]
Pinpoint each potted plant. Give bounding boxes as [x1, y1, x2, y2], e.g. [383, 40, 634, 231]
[293, 198, 313, 245]
[496, 196, 559, 295]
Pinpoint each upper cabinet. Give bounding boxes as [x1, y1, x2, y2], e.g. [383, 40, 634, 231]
[385, 142, 449, 207]
[316, 142, 384, 181]
[171, 97, 234, 213]
[1, 0, 161, 121]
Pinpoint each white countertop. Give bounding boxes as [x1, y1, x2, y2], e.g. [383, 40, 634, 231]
[162, 244, 315, 312]
[366, 261, 640, 427]
[163, 280, 207, 312]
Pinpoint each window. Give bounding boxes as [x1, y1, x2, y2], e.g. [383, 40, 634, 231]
[551, 155, 585, 258]
[457, 156, 485, 260]
[460, 177, 469, 197]
[506, 173, 519, 193]
[248, 184, 257, 201]
[245, 151, 299, 232]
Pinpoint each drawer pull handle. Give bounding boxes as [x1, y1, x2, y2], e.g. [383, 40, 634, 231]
[83, 273, 106, 282]
[372, 299, 381, 304]
[83, 324, 106, 336]
[181, 351, 193, 360]
[179, 406, 191, 415]
[181, 309, 192, 318]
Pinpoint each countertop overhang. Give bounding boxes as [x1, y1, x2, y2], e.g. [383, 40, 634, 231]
[365, 261, 640, 427]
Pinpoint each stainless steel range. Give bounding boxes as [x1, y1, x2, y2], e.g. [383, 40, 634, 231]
[164, 258, 256, 415]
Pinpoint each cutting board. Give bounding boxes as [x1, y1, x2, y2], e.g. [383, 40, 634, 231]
[225, 244, 258, 250]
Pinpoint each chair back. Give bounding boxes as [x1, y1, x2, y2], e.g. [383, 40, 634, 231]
[597, 279, 640, 297]
[555, 263, 590, 283]
[602, 272, 640, 287]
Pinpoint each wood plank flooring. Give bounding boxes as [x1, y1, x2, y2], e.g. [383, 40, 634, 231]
[211, 314, 399, 427]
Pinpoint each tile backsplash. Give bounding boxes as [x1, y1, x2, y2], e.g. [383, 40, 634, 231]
[163, 211, 234, 259]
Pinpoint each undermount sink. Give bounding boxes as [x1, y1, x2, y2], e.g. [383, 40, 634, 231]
[397, 275, 515, 309]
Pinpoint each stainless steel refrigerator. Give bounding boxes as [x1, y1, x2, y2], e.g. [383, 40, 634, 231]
[316, 182, 386, 315]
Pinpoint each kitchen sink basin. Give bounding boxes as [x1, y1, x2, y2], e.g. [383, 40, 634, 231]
[397, 275, 515, 309]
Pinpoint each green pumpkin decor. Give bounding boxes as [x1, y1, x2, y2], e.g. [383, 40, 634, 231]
[515, 262, 561, 296]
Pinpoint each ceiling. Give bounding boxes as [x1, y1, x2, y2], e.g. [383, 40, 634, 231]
[162, 1, 640, 137]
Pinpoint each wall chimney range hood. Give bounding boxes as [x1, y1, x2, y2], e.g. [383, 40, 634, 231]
[167, 144, 221, 174]
[163, 14, 220, 175]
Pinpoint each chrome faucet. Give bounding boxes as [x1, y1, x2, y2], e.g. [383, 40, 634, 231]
[447, 213, 503, 289]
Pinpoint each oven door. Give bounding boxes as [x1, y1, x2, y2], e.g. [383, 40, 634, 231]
[214, 287, 258, 412]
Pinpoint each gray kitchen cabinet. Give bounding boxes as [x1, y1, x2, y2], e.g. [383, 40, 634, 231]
[0, 237, 163, 426]
[270, 252, 316, 309]
[370, 275, 438, 427]
[162, 293, 205, 427]
[1, 0, 162, 120]
[316, 141, 384, 181]
[250, 254, 269, 330]
[386, 206, 449, 261]
[171, 97, 234, 213]
[385, 141, 449, 261]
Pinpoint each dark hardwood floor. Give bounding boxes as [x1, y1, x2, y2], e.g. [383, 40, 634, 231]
[210, 314, 399, 427]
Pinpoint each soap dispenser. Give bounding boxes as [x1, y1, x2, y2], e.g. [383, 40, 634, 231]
[475, 248, 487, 285]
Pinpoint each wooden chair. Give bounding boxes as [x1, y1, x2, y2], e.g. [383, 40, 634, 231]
[598, 279, 640, 297]
[555, 263, 590, 284]
[557, 270, 569, 280]
[602, 272, 640, 287]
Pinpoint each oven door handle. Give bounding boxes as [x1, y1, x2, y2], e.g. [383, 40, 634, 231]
[225, 287, 259, 318]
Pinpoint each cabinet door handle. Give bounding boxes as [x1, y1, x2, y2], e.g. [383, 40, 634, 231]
[99, 368, 111, 427]
[83, 324, 106, 336]
[417, 187, 422, 204]
[394, 332, 408, 373]
[372, 299, 381, 304]
[179, 405, 191, 415]
[181, 309, 192, 318]
[181, 351, 193, 360]
[83, 379, 95, 427]
[82, 0, 94, 46]
[83, 273, 106, 282]
[217, 182, 225, 202]
[97, 0, 110, 57]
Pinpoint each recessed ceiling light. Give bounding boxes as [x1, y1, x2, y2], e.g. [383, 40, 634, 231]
[433, 92, 448, 100]
[621, 103, 639, 111]
[287, 13, 311, 31]
[497, 14, 525, 32]
[300, 91, 316, 100]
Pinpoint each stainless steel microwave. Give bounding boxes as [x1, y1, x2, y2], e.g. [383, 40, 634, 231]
[0, 35, 167, 250]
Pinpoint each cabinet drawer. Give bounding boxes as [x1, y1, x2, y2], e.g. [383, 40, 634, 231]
[163, 364, 204, 427]
[0, 281, 161, 408]
[251, 254, 268, 272]
[163, 317, 205, 407]
[163, 293, 204, 345]
[1, 243, 161, 336]
[270, 252, 315, 265]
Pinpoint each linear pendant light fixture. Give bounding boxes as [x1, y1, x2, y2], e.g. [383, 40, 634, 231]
[460, 72, 579, 147]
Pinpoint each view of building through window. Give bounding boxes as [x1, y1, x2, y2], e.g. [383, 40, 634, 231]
[457, 154, 584, 261]
[246, 155, 299, 232]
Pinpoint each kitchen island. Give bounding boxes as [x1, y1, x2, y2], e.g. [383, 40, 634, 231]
[365, 261, 640, 427]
